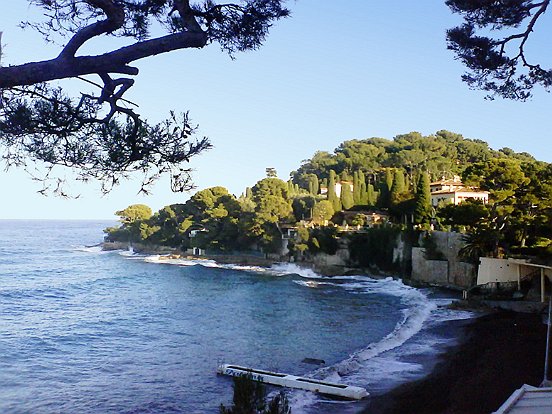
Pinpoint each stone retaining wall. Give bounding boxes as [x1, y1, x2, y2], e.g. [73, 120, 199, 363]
[410, 232, 476, 289]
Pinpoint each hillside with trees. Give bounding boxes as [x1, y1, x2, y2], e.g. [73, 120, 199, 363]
[106, 130, 552, 263]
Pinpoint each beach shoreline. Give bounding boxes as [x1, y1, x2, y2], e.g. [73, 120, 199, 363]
[99, 244, 551, 414]
[363, 311, 548, 414]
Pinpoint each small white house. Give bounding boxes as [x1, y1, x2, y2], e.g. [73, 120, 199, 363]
[477, 257, 552, 302]
[430, 178, 489, 207]
[279, 224, 297, 240]
[189, 227, 207, 238]
[431, 188, 489, 207]
[429, 177, 464, 193]
[191, 247, 204, 256]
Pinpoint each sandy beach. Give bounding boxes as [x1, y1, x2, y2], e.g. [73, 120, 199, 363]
[363, 310, 549, 414]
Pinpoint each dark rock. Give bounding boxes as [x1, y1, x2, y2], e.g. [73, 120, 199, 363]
[302, 358, 326, 365]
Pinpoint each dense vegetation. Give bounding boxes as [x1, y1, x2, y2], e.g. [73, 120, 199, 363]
[105, 179, 298, 253]
[291, 130, 534, 182]
[219, 374, 290, 414]
[106, 130, 552, 261]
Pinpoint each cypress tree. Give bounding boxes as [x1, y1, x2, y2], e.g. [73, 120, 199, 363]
[405, 171, 413, 193]
[360, 182, 368, 205]
[334, 197, 343, 212]
[328, 170, 336, 200]
[393, 169, 405, 194]
[308, 174, 319, 195]
[341, 182, 354, 210]
[385, 169, 394, 193]
[287, 179, 295, 195]
[327, 170, 342, 212]
[391, 169, 406, 204]
[341, 171, 352, 182]
[376, 169, 393, 208]
[367, 184, 376, 206]
[378, 184, 389, 208]
[353, 171, 361, 206]
[414, 171, 432, 225]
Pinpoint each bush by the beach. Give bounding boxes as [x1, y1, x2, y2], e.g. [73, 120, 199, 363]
[220, 374, 291, 414]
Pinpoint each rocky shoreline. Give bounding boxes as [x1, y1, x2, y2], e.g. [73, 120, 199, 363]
[102, 241, 277, 267]
[101, 241, 380, 276]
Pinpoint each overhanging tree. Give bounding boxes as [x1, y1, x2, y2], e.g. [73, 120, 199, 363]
[0, 0, 289, 193]
[446, 0, 551, 100]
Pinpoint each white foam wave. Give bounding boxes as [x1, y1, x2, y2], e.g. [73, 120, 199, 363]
[195, 260, 219, 267]
[141, 255, 272, 275]
[139, 256, 326, 281]
[143, 255, 217, 267]
[397, 336, 453, 356]
[268, 263, 324, 279]
[427, 297, 477, 323]
[287, 390, 319, 414]
[142, 258, 326, 279]
[73, 245, 110, 254]
[289, 279, 479, 412]
[292, 280, 336, 289]
[143, 254, 162, 263]
[430, 307, 476, 323]
[292, 274, 437, 377]
[222, 264, 268, 273]
[288, 278, 435, 413]
[118, 247, 137, 257]
[321, 286, 434, 379]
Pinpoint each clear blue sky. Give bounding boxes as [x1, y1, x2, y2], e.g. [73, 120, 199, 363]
[1, 1, 551, 219]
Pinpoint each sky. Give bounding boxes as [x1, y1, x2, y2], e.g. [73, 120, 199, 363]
[1, 0, 551, 219]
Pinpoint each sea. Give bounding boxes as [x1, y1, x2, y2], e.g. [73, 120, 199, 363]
[0, 220, 475, 413]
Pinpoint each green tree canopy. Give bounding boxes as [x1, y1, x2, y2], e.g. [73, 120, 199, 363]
[186, 187, 243, 251]
[252, 178, 290, 201]
[144, 204, 189, 246]
[292, 195, 316, 222]
[463, 158, 529, 204]
[312, 200, 335, 224]
[437, 200, 489, 231]
[115, 204, 153, 224]
[243, 177, 293, 252]
[291, 131, 533, 189]
[390, 169, 406, 205]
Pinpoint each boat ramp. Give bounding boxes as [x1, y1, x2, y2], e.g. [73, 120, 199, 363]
[216, 364, 368, 400]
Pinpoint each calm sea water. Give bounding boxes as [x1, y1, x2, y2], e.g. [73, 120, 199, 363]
[0, 220, 472, 413]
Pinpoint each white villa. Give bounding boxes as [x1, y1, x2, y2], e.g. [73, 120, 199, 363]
[430, 177, 489, 207]
[320, 180, 353, 198]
